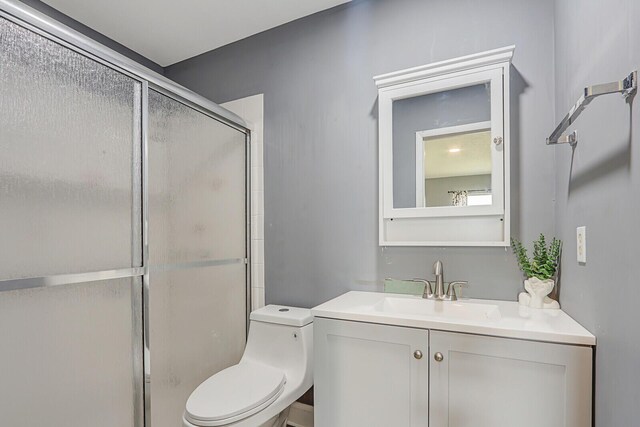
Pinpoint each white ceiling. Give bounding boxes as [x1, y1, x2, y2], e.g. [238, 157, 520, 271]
[42, 0, 352, 66]
[424, 131, 492, 179]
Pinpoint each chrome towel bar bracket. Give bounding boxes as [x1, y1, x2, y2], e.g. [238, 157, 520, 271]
[547, 70, 637, 147]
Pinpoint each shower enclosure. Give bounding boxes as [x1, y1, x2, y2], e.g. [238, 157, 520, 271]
[0, 1, 251, 426]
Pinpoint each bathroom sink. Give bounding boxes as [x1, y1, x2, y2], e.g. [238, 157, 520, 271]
[373, 297, 501, 321]
[312, 291, 596, 345]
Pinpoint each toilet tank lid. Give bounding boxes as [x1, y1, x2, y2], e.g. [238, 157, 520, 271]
[250, 305, 313, 326]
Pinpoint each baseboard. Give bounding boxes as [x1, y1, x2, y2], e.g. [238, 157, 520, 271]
[287, 402, 314, 427]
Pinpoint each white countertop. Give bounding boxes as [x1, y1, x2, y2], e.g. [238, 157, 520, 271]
[311, 291, 595, 346]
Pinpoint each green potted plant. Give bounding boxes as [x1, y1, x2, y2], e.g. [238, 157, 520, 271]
[511, 234, 562, 309]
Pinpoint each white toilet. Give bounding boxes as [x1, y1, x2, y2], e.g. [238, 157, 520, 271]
[183, 305, 314, 427]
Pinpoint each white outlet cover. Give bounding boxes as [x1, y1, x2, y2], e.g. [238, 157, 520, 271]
[576, 226, 587, 263]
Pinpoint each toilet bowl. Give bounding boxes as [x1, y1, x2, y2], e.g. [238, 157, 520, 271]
[183, 305, 313, 427]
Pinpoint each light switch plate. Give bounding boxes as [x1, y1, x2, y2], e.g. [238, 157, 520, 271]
[576, 226, 587, 263]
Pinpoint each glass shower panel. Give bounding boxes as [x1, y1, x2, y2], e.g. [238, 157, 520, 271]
[0, 17, 142, 280]
[149, 264, 247, 427]
[147, 90, 248, 427]
[147, 90, 246, 265]
[0, 277, 140, 427]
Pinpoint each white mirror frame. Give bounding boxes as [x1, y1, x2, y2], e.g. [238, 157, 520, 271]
[374, 46, 514, 247]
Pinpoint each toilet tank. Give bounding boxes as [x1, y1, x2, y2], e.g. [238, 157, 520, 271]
[250, 305, 313, 327]
[241, 305, 313, 374]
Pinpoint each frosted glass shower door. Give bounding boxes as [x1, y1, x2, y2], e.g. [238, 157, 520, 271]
[0, 278, 141, 426]
[0, 17, 142, 278]
[147, 90, 248, 427]
[0, 16, 142, 427]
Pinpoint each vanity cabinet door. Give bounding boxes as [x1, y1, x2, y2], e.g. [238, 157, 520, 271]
[314, 318, 429, 427]
[429, 331, 592, 427]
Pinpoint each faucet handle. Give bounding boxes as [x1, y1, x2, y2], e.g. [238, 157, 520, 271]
[412, 279, 433, 299]
[446, 281, 468, 300]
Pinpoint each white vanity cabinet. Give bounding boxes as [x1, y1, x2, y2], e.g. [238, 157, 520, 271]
[314, 318, 429, 427]
[314, 317, 593, 427]
[429, 331, 592, 427]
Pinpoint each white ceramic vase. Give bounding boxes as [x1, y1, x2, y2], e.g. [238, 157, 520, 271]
[523, 277, 555, 309]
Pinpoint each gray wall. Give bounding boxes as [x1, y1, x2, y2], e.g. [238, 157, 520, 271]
[18, 0, 163, 74]
[393, 84, 491, 208]
[553, 0, 640, 424]
[166, 0, 557, 307]
[30, 0, 638, 421]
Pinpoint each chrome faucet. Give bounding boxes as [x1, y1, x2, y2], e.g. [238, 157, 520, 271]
[421, 260, 467, 301]
[433, 260, 445, 299]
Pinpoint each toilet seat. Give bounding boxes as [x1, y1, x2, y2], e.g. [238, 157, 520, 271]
[185, 362, 286, 427]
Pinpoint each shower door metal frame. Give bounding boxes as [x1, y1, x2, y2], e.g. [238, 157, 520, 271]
[0, 1, 252, 426]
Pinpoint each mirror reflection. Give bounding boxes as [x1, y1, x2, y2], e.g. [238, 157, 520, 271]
[419, 127, 492, 207]
[392, 83, 492, 209]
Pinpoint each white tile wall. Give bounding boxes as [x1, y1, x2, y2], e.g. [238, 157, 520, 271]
[222, 94, 265, 311]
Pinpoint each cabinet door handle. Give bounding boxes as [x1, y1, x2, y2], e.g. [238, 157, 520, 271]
[413, 350, 423, 360]
[434, 352, 444, 362]
[493, 136, 503, 145]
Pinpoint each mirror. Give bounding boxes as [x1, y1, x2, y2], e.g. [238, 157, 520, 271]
[392, 83, 493, 209]
[420, 126, 492, 208]
[375, 46, 513, 246]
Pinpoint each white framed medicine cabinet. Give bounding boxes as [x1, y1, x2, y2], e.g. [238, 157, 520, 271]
[375, 46, 514, 246]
